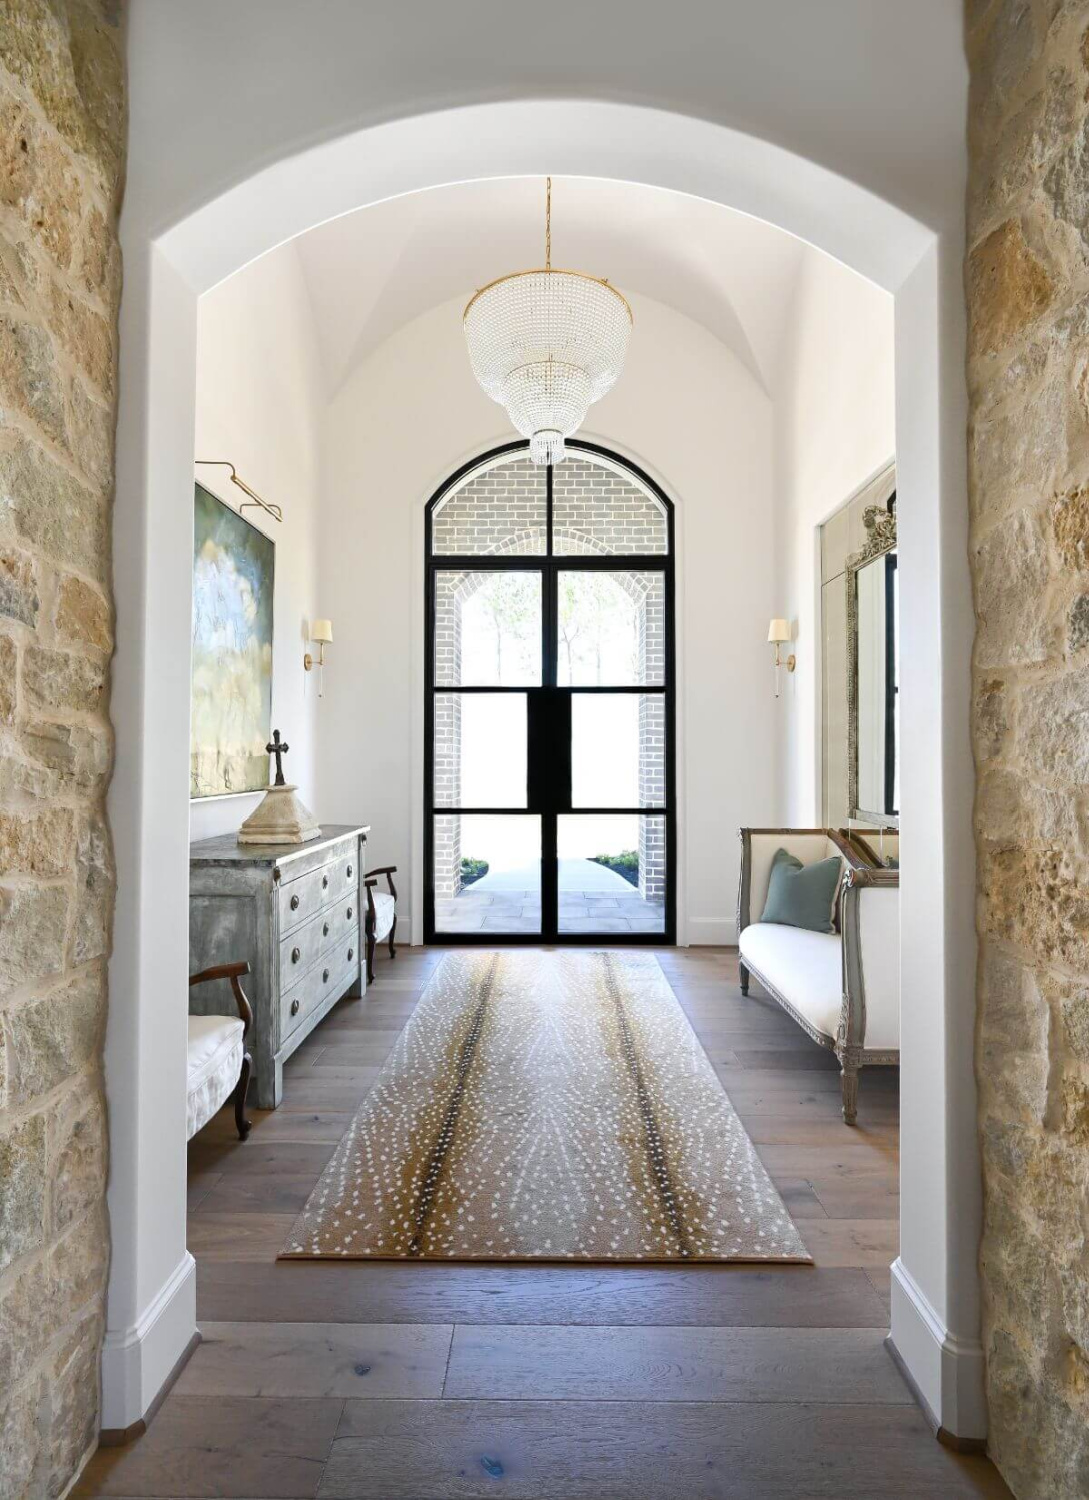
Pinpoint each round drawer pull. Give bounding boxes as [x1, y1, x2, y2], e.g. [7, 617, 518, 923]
[322, 922, 330, 937]
[290, 997, 300, 1017]
[346, 906, 353, 921]
[291, 946, 301, 964]
[347, 864, 353, 879]
[348, 947, 354, 962]
[322, 875, 329, 890]
[290, 893, 300, 911]
[322, 967, 330, 983]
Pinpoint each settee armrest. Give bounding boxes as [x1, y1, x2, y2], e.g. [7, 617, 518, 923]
[840, 864, 899, 1053]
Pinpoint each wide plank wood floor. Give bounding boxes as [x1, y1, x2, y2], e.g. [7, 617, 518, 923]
[77, 946, 1008, 1499]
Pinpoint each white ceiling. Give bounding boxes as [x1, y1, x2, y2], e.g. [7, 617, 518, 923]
[291, 177, 816, 399]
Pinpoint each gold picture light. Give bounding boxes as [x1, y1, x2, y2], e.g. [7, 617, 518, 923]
[195, 460, 283, 523]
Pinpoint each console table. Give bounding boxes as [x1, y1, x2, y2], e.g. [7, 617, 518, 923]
[189, 824, 369, 1108]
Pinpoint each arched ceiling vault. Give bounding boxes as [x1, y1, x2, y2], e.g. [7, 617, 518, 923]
[289, 177, 818, 399]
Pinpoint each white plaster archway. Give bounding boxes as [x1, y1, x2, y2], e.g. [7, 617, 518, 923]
[105, 100, 980, 1442]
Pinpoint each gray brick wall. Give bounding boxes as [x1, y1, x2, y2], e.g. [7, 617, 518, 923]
[431, 452, 668, 907]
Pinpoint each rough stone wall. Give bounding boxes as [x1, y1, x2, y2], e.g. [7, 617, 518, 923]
[966, 4, 1089, 1495]
[0, 2, 123, 1495]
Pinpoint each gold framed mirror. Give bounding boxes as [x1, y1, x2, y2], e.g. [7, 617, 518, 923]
[846, 497, 898, 826]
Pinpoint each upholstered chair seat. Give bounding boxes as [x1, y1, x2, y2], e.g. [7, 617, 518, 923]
[186, 1014, 245, 1140]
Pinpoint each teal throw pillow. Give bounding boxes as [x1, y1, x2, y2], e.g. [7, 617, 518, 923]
[759, 847, 841, 934]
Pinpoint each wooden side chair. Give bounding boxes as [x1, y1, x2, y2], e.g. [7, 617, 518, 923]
[364, 865, 398, 983]
[187, 960, 254, 1141]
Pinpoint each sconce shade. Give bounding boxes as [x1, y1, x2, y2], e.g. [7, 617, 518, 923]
[767, 618, 790, 645]
[311, 619, 333, 644]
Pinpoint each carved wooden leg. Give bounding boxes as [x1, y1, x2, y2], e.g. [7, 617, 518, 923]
[388, 914, 397, 961]
[739, 960, 750, 997]
[234, 1052, 253, 1140]
[367, 928, 376, 985]
[839, 1052, 860, 1126]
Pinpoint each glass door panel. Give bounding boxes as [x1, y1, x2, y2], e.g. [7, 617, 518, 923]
[557, 814, 667, 934]
[432, 814, 541, 935]
[434, 570, 542, 686]
[556, 570, 665, 686]
[571, 692, 665, 809]
[433, 693, 527, 809]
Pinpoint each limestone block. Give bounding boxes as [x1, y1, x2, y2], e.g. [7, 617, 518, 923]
[0, 316, 67, 445]
[1045, 115, 1089, 247]
[47, 1309, 103, 1497]
[47, 1203, 108, 1333]
[1052, 483, 1089, 571]
[48, 278, 113, 398]
[0, 1369, 47, 1500]
[0, 1250, 49, 1389]
[0, 93, 80, 271]
[54, 573, 110, 652]
[49, 1084, 106, 1235]
[978, 944, 1049, 1053]
[64, 375, 114, 488]
[982, 842, 1089, 972]
[0, 1113, 45, 1273]
[0, 884, 68, 997]
[1068, 591, 1089, 652]
[0, 634, 16, 724]
[72, 812, 112, 962]
[14, 719, 111, 797]
[6, 967, 105, 1106]
[0, 437, 110, 584]
[0, 805, 74, 878]
[22, 643, 104, 716]
[973, 506, 1053, 666]
[1059, 982, 1089, 1061]
[0, 548, 38, 626]
[968, 219, 1056, 356]
[1019, 666, 1089, 783]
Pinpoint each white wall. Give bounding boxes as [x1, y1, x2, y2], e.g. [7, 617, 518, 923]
[773, 254, 896, 824]
[317, 292, 776, 944]
[191, 244, 324, 840]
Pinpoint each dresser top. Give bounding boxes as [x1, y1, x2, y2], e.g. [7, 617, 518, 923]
[190, 823, 370, 868]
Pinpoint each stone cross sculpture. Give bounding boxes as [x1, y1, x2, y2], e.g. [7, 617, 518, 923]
[266, 730, 289, 787]
[239, 725, 319, 845]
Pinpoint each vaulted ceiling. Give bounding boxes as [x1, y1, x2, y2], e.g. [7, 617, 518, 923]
[291, 177, 817, 400]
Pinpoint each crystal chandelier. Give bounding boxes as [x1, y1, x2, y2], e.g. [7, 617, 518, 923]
[463, 179, 633, 465]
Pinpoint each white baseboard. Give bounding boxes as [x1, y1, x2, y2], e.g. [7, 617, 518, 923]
[100, 1251, 197, 1432]
[683, 916, 737, 946]
[889, 1256, 987, 1442]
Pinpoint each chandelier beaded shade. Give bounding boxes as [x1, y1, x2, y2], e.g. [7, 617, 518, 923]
[463, 179, 633, 465]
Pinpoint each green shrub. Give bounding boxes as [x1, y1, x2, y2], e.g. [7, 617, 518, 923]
[590, 850, 639, 887]
[460, 856, 489, 886]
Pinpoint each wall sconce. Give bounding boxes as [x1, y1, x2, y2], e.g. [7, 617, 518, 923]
[305, 619, 333, 697]
[767, 618, 795, 697]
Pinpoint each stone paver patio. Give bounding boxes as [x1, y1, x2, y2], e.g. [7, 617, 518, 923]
[435, 857, 665, 934]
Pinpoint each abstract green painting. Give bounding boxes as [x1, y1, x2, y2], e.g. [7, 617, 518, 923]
[191, 483, 275, 798]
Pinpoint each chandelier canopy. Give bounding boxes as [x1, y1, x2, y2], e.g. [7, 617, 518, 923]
[463, 179, 632, 465]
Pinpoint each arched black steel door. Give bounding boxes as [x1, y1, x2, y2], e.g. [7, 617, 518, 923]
[425, 440, 675, 945]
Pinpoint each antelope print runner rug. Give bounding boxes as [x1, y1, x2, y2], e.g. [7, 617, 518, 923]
[279, 950, 810, 1263]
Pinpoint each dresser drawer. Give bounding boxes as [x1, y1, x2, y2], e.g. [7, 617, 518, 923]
[279, 847, 359, 934]
[281, 941, 361, 1041]
[281, 892, 357, 983]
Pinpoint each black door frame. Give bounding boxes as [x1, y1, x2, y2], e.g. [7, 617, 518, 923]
[424, 439, 677, 946]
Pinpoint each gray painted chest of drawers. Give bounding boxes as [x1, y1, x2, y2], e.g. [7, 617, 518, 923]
[189, 824, 369, 1108]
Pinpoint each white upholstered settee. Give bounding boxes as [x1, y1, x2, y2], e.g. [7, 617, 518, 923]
[187, 960, 253, 1142]
[736, 829, 899, 1124]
